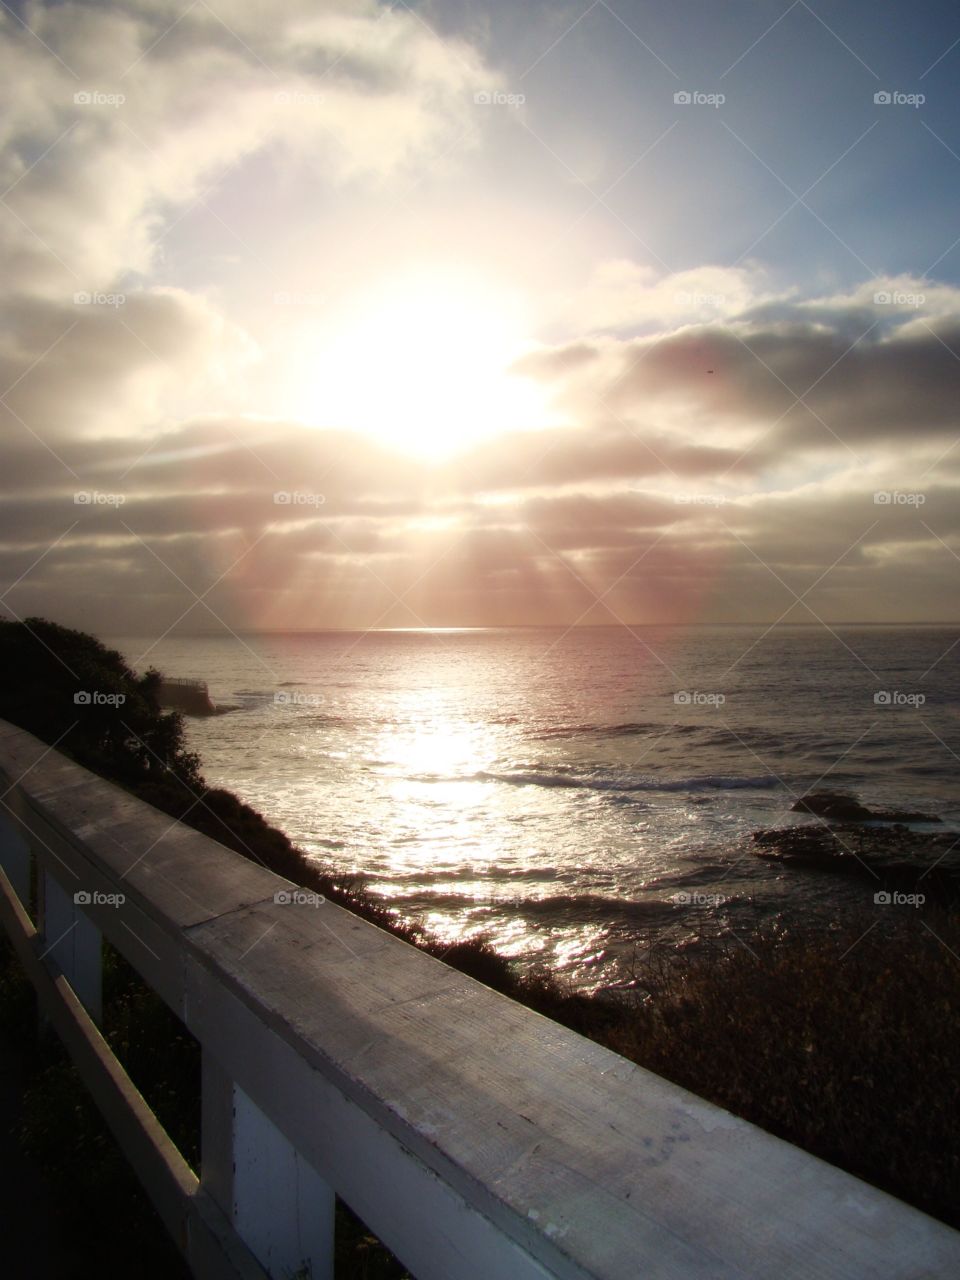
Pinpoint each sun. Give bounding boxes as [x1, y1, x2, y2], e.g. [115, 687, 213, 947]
[285, 269, 556, 458]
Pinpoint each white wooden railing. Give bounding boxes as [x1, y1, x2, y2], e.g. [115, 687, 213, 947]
[1, 717, 959, 1280]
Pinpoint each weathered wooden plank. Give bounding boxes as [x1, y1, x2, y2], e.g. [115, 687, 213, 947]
[233, 1087, 335, 1280]
[188, 1188, 274, 1280]
[202, 1051, 236, 1215]
[3, 793, 188, 1012]
[186, 957, 564, 1280]
[0, 720, 283, 930]
[183, 898, 960, 1279]
[0, 733, 287, 1014]
[40, 867, 103, 1022]
[0, 807, 31, 907]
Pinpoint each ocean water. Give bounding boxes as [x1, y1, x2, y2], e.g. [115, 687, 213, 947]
[112, 626, 960, 990]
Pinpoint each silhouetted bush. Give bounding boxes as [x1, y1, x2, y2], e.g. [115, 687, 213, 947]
[0, 617, 202, 790]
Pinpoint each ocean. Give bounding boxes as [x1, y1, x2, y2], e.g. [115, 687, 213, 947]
[112, 626, 960, 990]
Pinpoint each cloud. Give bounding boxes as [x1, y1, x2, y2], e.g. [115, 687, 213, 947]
[0, 0, 494, 295]
[0, 289, 255, 444]
[562, 260, 775, 334]
[2, 400, 958, 632]
[0, 0, 498, 505]
[4, 274, 960, 630]
[1, 6, 959, 632]
[522, 276, 960, 460]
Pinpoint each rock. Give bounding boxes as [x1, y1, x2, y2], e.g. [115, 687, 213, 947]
[790, 791, 939, 824]
[873, 810, 940, 824]
[791, 792, 873, 821]
[752, 822, 960, 905]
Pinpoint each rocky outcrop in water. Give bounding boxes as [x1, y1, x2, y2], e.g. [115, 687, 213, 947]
[754, 793, 957, 905]
[790, 790, 940, 825]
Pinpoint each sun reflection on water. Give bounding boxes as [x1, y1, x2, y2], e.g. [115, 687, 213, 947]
[374, 695, 505, 812]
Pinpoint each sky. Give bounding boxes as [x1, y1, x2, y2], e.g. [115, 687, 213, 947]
[3, 0, 960, 635]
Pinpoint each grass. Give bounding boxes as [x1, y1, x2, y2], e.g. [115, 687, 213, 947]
[605, 916, 960, 1230]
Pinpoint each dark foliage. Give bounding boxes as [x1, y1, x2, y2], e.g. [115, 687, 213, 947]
[607, 919, 960, 1230]
[0, 617, 201, 790]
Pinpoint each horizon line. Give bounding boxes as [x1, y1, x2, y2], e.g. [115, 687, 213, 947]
[96, 620, 960, 638]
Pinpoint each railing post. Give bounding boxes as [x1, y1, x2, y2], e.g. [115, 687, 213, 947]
[233, 1086, 335, 1280]
[201, 1051, 235, 1213]
[39, 869, 102, 1024]
[202, 1057, 335, 1280]
[0, 807, 31, 911]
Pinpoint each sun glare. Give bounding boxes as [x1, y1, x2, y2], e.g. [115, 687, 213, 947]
[286, 272, 556, 458]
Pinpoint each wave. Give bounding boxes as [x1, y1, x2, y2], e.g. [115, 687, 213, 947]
[381, 889, 684, 924]
[366, 865, 566, 884]
[529, 722, 839, 760]
[646, 863, 737, 890]
[471, 768, 781, 795]
[533, 720, 735, 742]
[534, 720, 659, 741]
[521, 893, 682, 922]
